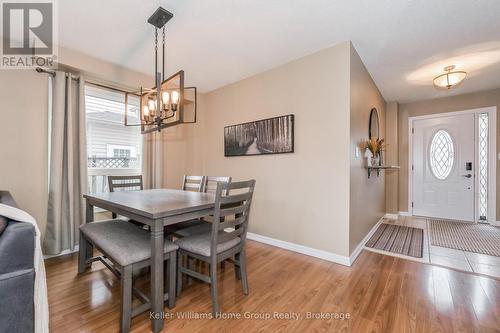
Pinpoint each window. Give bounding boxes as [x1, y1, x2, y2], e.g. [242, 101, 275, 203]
[478, 113, 489, 220]
[429, 129, 454, 180]
[85, 83, 142, 194]
[113, 149, 131, 158]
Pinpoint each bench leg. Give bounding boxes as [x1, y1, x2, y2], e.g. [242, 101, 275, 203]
[177, 252, 183, 296]
[120, 265, 132, 333]
[78, 232, 91, 273]
[168, 251, 176, 309]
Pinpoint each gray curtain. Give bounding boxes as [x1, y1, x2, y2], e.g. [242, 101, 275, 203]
[44, 72, 87, 255]
[142, 131, 164, 189]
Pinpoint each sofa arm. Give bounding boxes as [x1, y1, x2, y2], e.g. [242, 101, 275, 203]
[0, 221, 35, 275]
[0, 269, 35, 333]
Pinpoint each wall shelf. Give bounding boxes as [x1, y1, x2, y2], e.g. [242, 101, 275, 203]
[367, 165, 400, 178]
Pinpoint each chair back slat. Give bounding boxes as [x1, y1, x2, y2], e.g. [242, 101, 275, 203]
[219, 216, 246, 230]
[210, 180, 256, 251]
[219, 192, 252, 205]
[217, 227, 244, 243]
[182, 175, 205, 192]
[219, 201, 251, 217]
[108, 175, 143, 192]
[204, 176, 232, 194]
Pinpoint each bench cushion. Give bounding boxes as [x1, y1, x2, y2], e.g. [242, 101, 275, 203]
[80, 219, 178, 266]
[175, 231, 240, 257]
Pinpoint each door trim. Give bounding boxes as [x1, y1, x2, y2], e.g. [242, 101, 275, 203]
[408, 107, 497, 223]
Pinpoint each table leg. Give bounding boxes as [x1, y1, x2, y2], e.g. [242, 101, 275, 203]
[150, 220, 164, 332]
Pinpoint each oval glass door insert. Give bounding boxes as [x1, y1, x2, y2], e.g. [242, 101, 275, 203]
[430, 129, 455, 180]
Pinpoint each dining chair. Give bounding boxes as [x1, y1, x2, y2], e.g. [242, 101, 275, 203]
[78, 219, 177, 332]
[108, 175, 143, 219]
[172, 176, 232, 238]
[165, 175, 207, 237]
[204, 176, 232, 194]
[175, 179, 256, 315]
[182, 175, 205, 192]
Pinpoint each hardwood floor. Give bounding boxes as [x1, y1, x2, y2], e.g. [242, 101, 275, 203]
[46, 240, 500, 332]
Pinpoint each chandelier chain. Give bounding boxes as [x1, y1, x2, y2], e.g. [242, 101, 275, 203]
[162, 26, 166, 81]
[154, 28, 158, 75]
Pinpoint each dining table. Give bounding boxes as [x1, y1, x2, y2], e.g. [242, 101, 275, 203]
[83, 188, 216, 333]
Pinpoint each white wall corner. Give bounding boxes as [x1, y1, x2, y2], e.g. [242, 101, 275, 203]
[348, 216, 384, 265]
[246, 232, 351, 267]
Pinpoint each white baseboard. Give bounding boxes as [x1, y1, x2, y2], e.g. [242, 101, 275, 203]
[491, 221, 500, 227]
[384, 213, 399, 220]
[398, 211, 411, 217]
[246, 232, 351, 266]
[348, 216, 384, 265]
[43, 246, 79, 260]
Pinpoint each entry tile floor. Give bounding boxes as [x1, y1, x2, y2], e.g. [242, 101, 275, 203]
[364, 215, 500, 280]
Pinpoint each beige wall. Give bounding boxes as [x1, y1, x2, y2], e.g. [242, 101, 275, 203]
[348, 44, 387, 253]
[0, 70, 49, 236]
[0, 47, 152, 236]
[385, 102, 399, 213]
[397, 88, 500, 216]
[1, 40, 386, 258]
[162, 42, 353, 257]
[163, 42, 386, 258]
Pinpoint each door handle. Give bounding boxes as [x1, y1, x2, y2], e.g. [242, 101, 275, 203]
[463, 174, 472, 178]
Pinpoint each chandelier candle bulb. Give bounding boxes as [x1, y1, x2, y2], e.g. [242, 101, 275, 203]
[162, 91, 170, 105]
[148, 99, 155, 111]
[171, 90, 179, 111]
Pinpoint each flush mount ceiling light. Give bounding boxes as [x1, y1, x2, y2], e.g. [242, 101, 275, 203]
[124, 7, 197, 134]
[433, 65, 467, 90]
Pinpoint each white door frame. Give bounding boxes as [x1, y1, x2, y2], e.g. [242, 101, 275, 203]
[408, 107, 497, 223]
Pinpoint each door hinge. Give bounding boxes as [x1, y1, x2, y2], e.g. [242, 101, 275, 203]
[411, 201, 414, 208]
[412, 164, 414, 171]
[412, 128, 414, 134]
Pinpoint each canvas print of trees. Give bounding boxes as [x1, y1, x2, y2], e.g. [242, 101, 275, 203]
[224, 115, 294, 156]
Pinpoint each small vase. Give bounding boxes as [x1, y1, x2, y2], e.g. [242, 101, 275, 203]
[371, 156, 379, 167]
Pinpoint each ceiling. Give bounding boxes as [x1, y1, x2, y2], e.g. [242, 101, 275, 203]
[58, 0, 500, 103]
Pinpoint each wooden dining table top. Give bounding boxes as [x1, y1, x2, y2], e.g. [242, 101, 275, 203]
[83, 188, 216, 220]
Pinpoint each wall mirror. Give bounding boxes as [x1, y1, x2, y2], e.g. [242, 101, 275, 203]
[369, 107, 379, 139]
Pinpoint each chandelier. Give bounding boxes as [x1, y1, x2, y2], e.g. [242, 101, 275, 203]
[125, 7, 197, 134]
[433, 65, 467, 90]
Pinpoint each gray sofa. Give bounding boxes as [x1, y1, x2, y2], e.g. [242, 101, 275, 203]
[0, 191, 35, 333]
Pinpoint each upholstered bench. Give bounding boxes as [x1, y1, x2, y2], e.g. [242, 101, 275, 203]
[78, 219, 178, 332]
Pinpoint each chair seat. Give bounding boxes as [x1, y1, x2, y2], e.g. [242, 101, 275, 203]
[80, 219, 178, 267]
[173, 222, 212, 238]
[174, 231, 240, 257]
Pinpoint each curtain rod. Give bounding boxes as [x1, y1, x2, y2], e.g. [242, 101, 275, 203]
[35, 67, 136, 94]
[35, 67, 80, 80]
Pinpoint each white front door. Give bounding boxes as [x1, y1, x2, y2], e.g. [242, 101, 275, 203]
[413, 114, 475, 221]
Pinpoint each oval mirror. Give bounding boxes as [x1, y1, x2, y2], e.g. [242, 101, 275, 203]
[369, 108, 379, 139]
